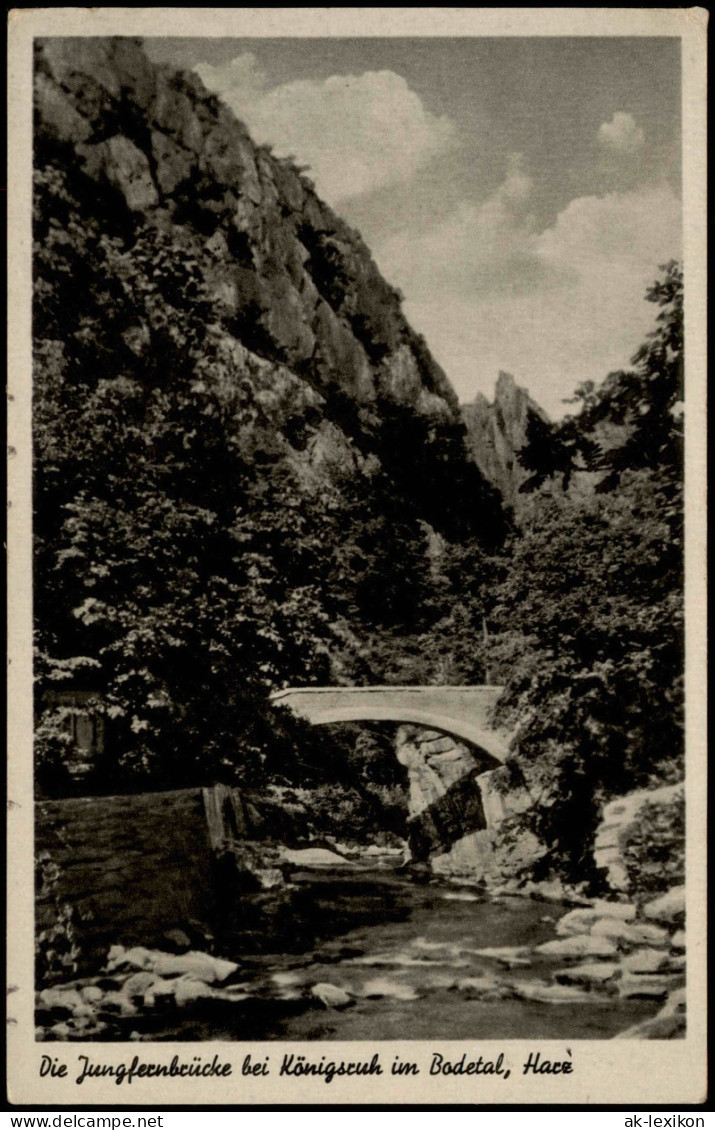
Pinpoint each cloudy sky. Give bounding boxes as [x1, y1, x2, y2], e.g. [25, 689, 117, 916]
[144, 37, 681, 417]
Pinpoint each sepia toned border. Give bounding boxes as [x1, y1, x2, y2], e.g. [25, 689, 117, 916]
[7, 6, 708, 1107]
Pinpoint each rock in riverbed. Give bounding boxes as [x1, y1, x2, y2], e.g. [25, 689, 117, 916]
[642, 886, 685, 925]
[591, 919, 668, 946]
[511, 981, 599, 1005]
[556, 903, 636, 936]
[106, 945, 238, 983]
[455, 976, 512, 1000]
[468, 946, 531, 967]
[359, 978, 419, 1001]
[617, 972, 683, 1000]
[536, 935, 618, 959]
[310, 982, 352, 1008]
[554, 962, 621, 987]
[621, 949, 670, 974]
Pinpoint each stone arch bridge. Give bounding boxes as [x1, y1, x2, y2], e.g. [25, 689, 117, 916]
[270, 685, 527, 880]
[269, 684, 509, 768]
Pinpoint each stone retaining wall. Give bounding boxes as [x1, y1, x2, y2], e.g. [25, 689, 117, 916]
[36, 788, 218, 966]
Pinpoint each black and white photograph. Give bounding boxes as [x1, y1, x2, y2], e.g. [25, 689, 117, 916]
[7, 6, 707, 1107]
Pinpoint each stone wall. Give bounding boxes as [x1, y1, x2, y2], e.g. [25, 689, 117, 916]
[36, 789, 218, 967]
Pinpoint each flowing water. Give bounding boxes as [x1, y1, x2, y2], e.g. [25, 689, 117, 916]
[127, 867, 660, 1042]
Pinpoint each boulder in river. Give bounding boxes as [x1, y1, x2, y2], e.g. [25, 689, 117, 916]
[511, 981, 599, 1005]
[536, 935, 618, 959]
[158, 950, 230, 982]
[272, 970, 305, 987]
[589, 918, 644, 942]
[310, 982, 353, 1008]
[642, 886, 685, 924]
[80, 985, 103, 1005]
[101, 990, 137, 1016]
[173, 977, 216, 1006]
[468, 946, 531, 968]
[142, 977, 183, 1007]
[106, 945, 155, 973]
[556, 908, 600, 937]
[359, 978, 419, 1001]
[590, 919, 668, 946]
[123, 971, 159, 1001]
[455, 975, 510, 999]
[591, 900, 637, 920]
[622, 948, 671, 974]
[38, 987, 84, 1015]
[150, 950, 239, 983]
[554, 962, 621, 986]
[556, 903, 636, 936]
[617, 972, 683, 1000]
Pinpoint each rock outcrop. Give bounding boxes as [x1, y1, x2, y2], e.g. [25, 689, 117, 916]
[593, 782, 684, 895]
[395, 724, 539, 881]
[461, 371, 548, 508]
[34, 37, 503, 541]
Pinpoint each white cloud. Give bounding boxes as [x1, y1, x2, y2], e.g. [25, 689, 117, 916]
[597, 111, 645, 155]
[195, 53, 265, 99]
[376, 153, 543, 298]
[195, 54, 458, 204]
[193, 58, 678, 419]
[375, 165, 681, 416]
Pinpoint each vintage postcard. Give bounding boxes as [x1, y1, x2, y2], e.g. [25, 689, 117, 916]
[7, 7, 707, 1107]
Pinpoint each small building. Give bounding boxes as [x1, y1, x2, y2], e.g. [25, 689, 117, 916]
[42, 689, 105, 779]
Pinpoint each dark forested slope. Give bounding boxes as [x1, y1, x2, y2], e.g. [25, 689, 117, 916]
[33, 37, 505, 795]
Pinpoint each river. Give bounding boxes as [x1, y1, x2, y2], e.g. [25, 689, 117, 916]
[124, 866, 660, 1042]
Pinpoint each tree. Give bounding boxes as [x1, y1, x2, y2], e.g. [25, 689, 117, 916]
[32, 160, 339, 793]
[488, 264, 685, 886]
[518, 261, 684, 495]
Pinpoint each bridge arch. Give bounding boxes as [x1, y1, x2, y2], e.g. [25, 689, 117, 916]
[270, 685, 508, 769]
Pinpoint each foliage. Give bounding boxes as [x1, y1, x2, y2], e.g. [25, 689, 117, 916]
[35, 851, 85, 987]
[33, 159, 340, 792]
[487, 264, 685, 886]
[519, 261, 684, 496]
[32, 147, 491, 802]
[620, 788, 685, 898]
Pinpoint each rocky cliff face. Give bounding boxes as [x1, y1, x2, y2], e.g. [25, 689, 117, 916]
[461, 371, 549, 509]
[34, 37, 503, 540]
[395, 725, 539, 882]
